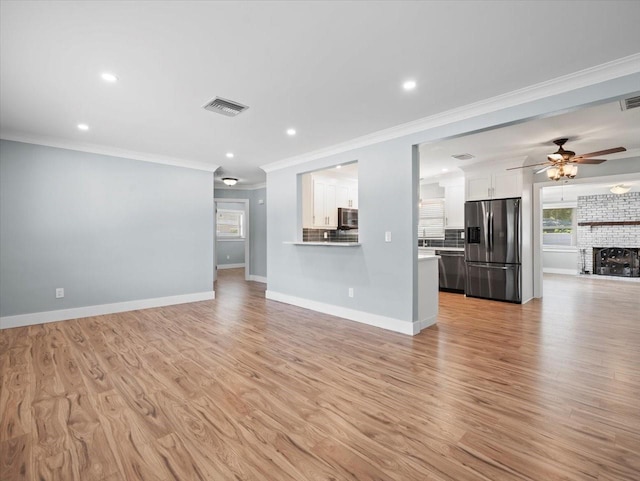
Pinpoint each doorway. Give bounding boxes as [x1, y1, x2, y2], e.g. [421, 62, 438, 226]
[214, 198, 250, 282]
[533, 173, 640, 297]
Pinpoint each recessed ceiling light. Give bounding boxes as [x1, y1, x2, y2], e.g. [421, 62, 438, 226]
[403, 80, 417, 91]
[101, 72, 118, 83]
[442, 168, 449, 172]
[226, 152, 234, 158]
[286, 128, 296, 136]
[77, 123, 89, 131]
[336, 165, 341, 169]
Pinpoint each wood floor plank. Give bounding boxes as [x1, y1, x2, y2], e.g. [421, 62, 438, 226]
[0, 371, 31, 441]
[0, 270, 639, 481]
[0, 433, 31, 481]
[65, 390, 119, 481]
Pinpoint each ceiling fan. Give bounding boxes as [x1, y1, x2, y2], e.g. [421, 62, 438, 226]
[508, 138, 626, 180]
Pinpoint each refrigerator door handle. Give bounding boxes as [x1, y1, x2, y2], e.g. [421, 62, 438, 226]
[468, 263, 515, 270]
[485, 212, 490, 251]
[488, 212, 494, 251]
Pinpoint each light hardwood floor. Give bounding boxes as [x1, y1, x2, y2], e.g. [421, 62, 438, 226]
[1, 270, 639, 480]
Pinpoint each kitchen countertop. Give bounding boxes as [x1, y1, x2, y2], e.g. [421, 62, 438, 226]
[418, 254, 439, 261]
[420, 246, 465, 252]
[285, 241, 361, 247]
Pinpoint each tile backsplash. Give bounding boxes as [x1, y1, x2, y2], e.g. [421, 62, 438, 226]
[303, 228, 359, 243]
[419, 229, 465, 248]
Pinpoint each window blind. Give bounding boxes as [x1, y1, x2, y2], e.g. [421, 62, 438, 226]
[418, 199, 445, 239]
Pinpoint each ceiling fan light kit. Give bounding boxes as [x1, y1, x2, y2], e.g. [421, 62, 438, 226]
[547, 164, 578, 181]
[508, 138, 626, 182]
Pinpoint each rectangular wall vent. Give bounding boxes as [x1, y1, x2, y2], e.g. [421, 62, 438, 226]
[203, 97, 249, 117]
[451, 153, 475, 160]
[620, 96, 640, 111]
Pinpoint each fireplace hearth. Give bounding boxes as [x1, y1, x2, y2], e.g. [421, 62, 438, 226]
[593, 247, 640, 277]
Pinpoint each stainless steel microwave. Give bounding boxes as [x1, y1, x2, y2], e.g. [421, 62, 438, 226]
[338, 208, 358, 230]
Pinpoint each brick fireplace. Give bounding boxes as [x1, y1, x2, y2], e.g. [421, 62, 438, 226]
[592, 247, 640, 277]
[577, 192, 640, 275]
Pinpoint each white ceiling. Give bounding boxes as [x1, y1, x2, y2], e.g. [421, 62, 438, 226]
[419, 100, 640, 180]
[2, 1, 640, 187]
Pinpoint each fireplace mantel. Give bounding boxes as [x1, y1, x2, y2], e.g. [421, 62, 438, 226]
[578, 221, 640, 227]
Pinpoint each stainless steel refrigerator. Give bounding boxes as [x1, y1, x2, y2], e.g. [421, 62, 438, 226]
[464, 198, 521, 303]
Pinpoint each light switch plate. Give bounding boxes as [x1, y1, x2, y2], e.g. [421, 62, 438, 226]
[55, 288, 64, 299]
[385, 231, 391, 242]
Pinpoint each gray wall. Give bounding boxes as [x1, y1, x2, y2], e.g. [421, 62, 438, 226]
[0, 140, 214, 318]
[266, 73, 640, 325]
[543, 250, 578, 273]
[216, 201, 246, 266]
[215, 188, 267, 277]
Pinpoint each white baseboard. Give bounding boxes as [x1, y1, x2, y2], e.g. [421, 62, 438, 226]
[265, 290, 429, 336]
[249, 275, 267, 283]
[0, 291, 215, 330]
[543, 268, 577, 275]
[217, 263, 245, 270]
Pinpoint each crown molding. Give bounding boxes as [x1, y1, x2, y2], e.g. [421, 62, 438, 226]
[261, 53, 640, 174]
[0, 132, 219, 172]
[215, 182, 266, 190]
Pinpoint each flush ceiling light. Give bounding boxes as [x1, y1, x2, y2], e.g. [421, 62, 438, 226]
[403, 80, 417, 91]
[226, 152, 234, 158]
[442, 168, 449, 172]
[610, 184, 631, 194]
[286, 128, 296, 136]
[101, 72, 118, 82]
[336, 165, 341, 169]
[77, 123, 89, 131]
[222, 177, 238, 186]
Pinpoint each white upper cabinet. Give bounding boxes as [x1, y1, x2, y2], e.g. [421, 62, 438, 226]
[492, 171, 522, 199]
[312, 179, 338, 228]
[348, 186, 358, 209]
[308, 176, 357, 228]
[302, 174, 314, 229]
[444, 184, 465, 228]
[302, 171, 358, 230]
[336, 185, 350, 208]
[466, 170, 522, 201]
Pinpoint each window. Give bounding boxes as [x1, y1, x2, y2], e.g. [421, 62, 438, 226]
[216, 209, 244, 239]
[543, 207, 576, 247]
[418, 199, 445, 239]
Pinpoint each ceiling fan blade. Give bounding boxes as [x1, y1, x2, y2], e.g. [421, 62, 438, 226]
[575, 158, 606, 165]
[535, 165, 552, 174]
[575, 147, 626, 159]
[506, 162, 550, 170]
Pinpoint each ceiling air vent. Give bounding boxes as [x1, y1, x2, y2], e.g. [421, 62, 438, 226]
[620, 95, 640, 111]
[451, 153, 475, 160]
[203, 97, 249, 117]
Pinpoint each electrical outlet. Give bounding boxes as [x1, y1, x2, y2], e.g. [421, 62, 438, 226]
[258, 199, 264, 205]
[55, 288, 64, 299]
[324, 232, 328, 239]
[385, 231, 391, 242]
[348, 287, 354, 298]
[460, 231, 465, 240]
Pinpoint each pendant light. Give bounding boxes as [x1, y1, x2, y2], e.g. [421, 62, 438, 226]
[610, 184, 631, 194]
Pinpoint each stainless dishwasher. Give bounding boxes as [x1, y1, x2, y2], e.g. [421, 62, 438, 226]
[435, 250, 466, 293]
